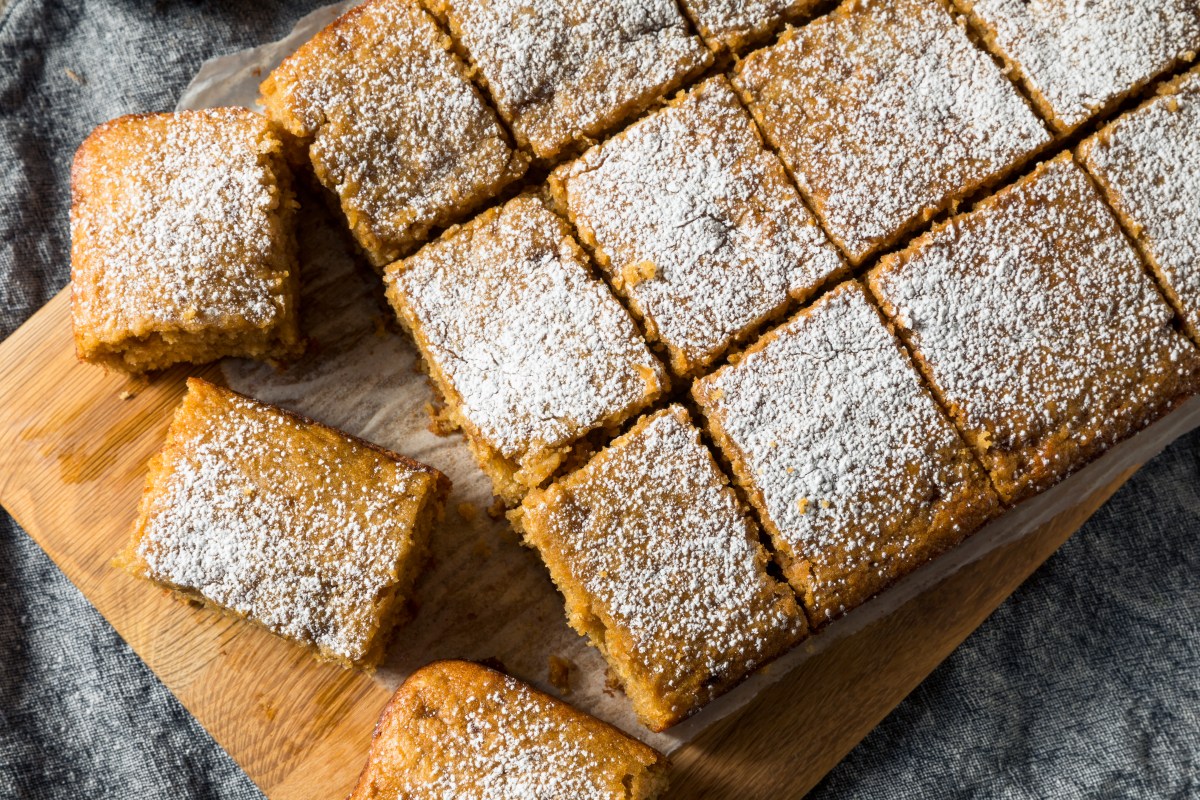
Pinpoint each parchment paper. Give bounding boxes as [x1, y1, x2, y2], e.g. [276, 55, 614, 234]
[177, 4, 1200, 752]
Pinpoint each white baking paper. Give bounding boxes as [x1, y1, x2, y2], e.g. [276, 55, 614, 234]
[177, 5, 1200, 752]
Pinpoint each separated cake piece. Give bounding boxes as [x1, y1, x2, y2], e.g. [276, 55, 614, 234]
[1079, 67, 1200, 345]
[514, 406, 806, 731]
[692, 282, 998, 626]
[70, 108, 301, 373]
[385, 195, 668, 507]
[259, 0, 527, 268]
[120, 378, 450, 669]
[351, 660, 668, 800]
[679, 0, 825, 54]
[952, 0, 1200, 134]
[551, 76, 845, 377]
[423, 0, 710, 160]
[868, 154, 1200, 506]
[732, 0, 1049, 265]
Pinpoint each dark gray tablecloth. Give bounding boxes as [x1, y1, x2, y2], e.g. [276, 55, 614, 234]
[1, 2, 1197, 798]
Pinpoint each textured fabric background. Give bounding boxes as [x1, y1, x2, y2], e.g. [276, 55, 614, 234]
[0, 2, 1197, 798]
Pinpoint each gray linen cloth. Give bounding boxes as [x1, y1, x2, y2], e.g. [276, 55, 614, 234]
[0, 2, 1196, 797]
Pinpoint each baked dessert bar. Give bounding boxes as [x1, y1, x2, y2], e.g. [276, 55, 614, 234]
[513, 406, 806, 730]
[551, 76, 845, 377]
[1079, 66, 1200, 345]
[385, 195, 668, 507]
[259, 0, 528, 269]
[350, 660, 668, 799]
[692, 282, 998, 626]
[70, 108, 300, 373]
[868, 154, 1200, 505]
[732, 0, 1049, 266]
[423, 0, 710, 160]
[679, 0, 825, 54]
[119, 378, 450, 669]
[952, 0, 1200, 134]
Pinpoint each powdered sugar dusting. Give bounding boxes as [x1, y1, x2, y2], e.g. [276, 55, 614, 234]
[956, 0, 1200, 131]
[681, 0, 820, 52]
[870, 155, 1199, 501]
[136, 383, 437, 664]
[387, 196, 666, 462]
[70, 109, 290, 344]
[734, 0, 1050, 263]
[261, 0, 526, 266]
[373, 663, 660, 798]
[1080, 68, 1200, 341]
[557, 77, 844, 375]
[693, 282, 995, 620]
[434, 0, 710, 158]
[522, 407, 803, 722]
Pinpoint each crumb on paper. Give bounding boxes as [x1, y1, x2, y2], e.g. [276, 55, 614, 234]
[425, 402, 456, 436]
[373, 314, 389, 339]
[64, 68, 87, 86]
[457, 501, 478, 522]
[603, 666, 623, 698]
[487, 498, 506, 520]
[548, 654, 575, 694]
[471, 539, 492, 559]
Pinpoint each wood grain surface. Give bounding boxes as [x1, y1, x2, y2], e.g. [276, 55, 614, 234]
[0, 287, 1139, 799]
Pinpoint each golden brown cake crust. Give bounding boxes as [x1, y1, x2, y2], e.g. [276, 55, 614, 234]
[70, 108, 301, 373]
[515, 406, 806, 731]
[868, 154, 1200, 505]
[678, 0, 825, 54]
[121, 378, 450, 668]
[732, 0, 1049, 265]
[385, 194, 667, 507]
[259, 0, 528, 268]
[350, 660, 668, 800]
[692, 282, 999, 626]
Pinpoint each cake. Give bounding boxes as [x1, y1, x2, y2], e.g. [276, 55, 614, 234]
[259, 0, 528, 269]
[70, 108, 301, 373]
[1079, 66, 1200, 344]
[350, 660, 669, 799]
[550, 76, 846, 377]
[952, 0, 1200, 134]
[423, 0, 710, 160]
[691, 282, 999, 625]
[119, 378, 450, 669]
[868, 153, 1200, 505]
[732, 0, 1049, 265]
[513, 406, 806, 730]
[385, 195, 668, 507]
[679, 0, 825, 54]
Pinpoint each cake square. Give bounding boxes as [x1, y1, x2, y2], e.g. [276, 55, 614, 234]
[691, 282, 998, 625]
[1079, 67, 1200, 345]
[385, 195, 668, 507]
[513, 406, 806, 731]
[120, 378, 450, 669]
[259, 0, 528, 269]
[351, 660, 668, 799]
[70, 108, 301, 373]
[679, 0, 824, 54]
[550, 76, 846, 377]
[868, 154, 1200, 505]
[732, 0, 1050, 265]
[952, 0, 1200, 133]
[423, 0, 711, 160]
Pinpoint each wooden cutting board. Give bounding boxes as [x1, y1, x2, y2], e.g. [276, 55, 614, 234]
[0, 287, 1142, 799]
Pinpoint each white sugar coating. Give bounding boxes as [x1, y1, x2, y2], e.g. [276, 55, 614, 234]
[70, 109, 290, 341]
[374, 664, 662, 798]
[955, 0, 1200, 131]
[870, 155, 1199, 499]
[734, 0, 1050, 263]
[432, 0, 710, 158]
[387, 196, 665, 462]
[261, 0, 526, 265]
[680, 0, 820, 52]
[522, 407, 803, 722]
[1081, 69, 1200, 341]
[136, 385, 436, 664]
[557, 77, 844, 375]
[693, 282, 992, 619]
